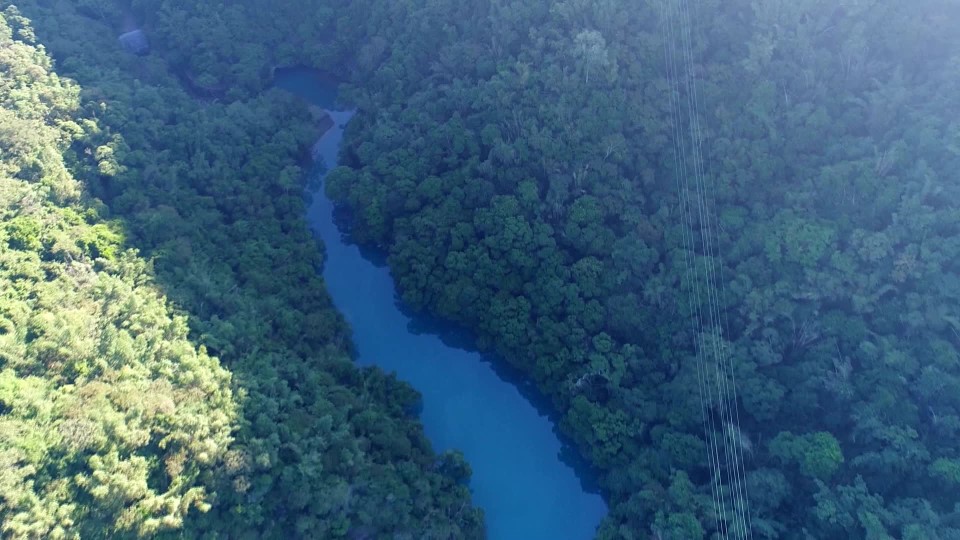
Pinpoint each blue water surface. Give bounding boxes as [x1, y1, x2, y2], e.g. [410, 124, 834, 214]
[276, 68, 607, 540]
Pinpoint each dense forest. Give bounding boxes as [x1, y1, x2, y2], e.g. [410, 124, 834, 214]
[3, 0, 960, 538]
[321, 2, 960, 537]
[1, 3, 480, 539]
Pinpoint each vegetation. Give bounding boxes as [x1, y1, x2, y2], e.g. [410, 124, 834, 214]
[1, 8, 236, 538]
[323, 1, 960, 537]
[4, 0, 960, 538]
[329, 1, 960, 536]
[1, 3, 481, 538]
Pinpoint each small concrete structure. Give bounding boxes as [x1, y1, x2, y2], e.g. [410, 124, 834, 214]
[118, 29, 149, 55]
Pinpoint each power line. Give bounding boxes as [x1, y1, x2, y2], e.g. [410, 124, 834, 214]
[658, 0, 753, 537]
[659, 2, 727, 536]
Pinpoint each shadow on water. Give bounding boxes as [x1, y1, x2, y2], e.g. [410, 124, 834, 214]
[401, 308, 606, 496]
[329, 198, 604, 496]
[273, 66, 341, 109]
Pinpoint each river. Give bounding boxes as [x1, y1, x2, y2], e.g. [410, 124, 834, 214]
[275, 67, 607, 540]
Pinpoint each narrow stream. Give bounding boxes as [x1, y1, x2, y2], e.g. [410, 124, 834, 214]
[275, 68, 607, 539]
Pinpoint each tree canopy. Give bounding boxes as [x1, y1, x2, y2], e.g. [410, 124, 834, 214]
[1, 3, 482, 538]
[4, 0, 960, 538]
[1, 8, 236, 537]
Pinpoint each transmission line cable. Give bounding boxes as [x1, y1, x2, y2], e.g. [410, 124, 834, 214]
[660, 1, 729, 538]
[659, 0, 754, 537]
[662, 4, 727, 537]
[674, 0, 754, 534]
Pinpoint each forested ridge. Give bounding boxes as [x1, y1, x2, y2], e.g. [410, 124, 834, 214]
[2, 3, 481, 538]
[4, 0, 960, 538]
